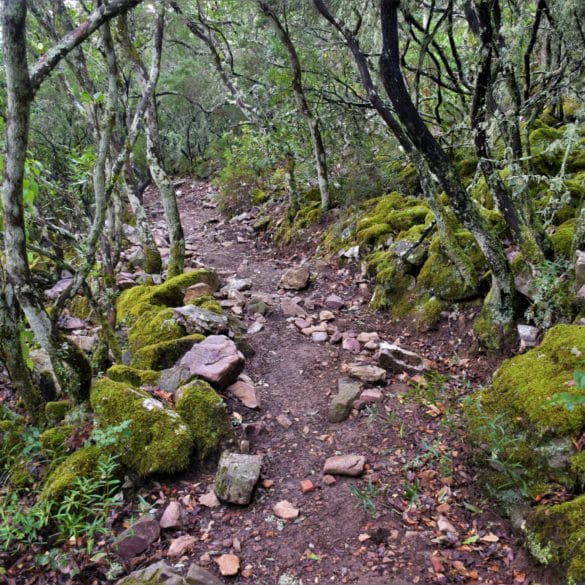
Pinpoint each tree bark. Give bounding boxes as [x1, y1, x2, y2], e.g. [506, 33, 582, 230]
[378, 0, 515, 328]
[259, 0, 331, 211]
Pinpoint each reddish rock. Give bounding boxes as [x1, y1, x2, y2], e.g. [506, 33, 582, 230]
[342, 337, 361, 354]
[273, 500, 300, 520]
[324, 294, 344, 310]
[159, 501, 182, 529]
[114, 515, 160, 560]
[215, 553, 241, 576]
[323, 474, 337, 486]
[227, 378, 259, 409]
[167, 534, 196, 557]
[300, 479, 316, 493]
[323, 454, 366, 477]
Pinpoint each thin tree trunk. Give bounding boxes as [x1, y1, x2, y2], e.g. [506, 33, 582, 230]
[312, 0, 476, 289]
[259, 0, 330, 210]
[378, 0, 515, 329]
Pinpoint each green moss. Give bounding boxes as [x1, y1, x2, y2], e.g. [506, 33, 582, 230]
[117, 285, 154, 325]
[131, 333, 205, 371]
[150, 269, 219, 306]
[479, 325, 585, 436]
[40, 425, 74, 453]
[251, 188, 269, 204]
[253, 216, 271, 231]
[106, 365, 160, 388]
[413, 296, 445, 331]
[357, 223, 392, 245]
[68, 296, 91, 320]
[116, 269, 219, 326]
[188, 295, 224, 315]
[128, 307, 185, 352]
[551, 219, 577, 259]
[90, 379, 193, 477]
[40, 446, 101, 501]
[175, 380, 233, 460]
[527, 494, 585, 583]
[44, 400, 72, 427]
[570, 450, 585, 487]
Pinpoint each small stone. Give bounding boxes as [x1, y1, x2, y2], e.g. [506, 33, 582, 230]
[323, 454, 366, 476]
[186, 563, 224, 585]
[323, 474, 337, 486]
[517, 324, 540, 350]
[281, 298, 307, 318]
[357, 332, 379, 344]
[118, 561, 182, 585]
[276, 414, 293, 429]
[168, 534, 196, 557]
[222, 278, 252, 293]
[114, 515, 160, 560]
[359, 389, 383, 404]
[262, 479, 274, 489]
[347, 363, 386, 383]
[378, 342, 428, 375]
[342, 337, 361, 354]
[215, 553, 241, 576]
[227, 379, 259, 409]
[159, 501, 182, 529]
[324, 294, 345, 310]
[329, 329, 343, 344]
[294, 318, 312, 329]
[214, 452, 263, 505]
[241, 566, 254, 578]
[273, 500, 300, 520]
[300, 479, 316, 493]
[312, 331, 328, 343]
[199, 489, 220, 508]
[319, 310, 335, 321]
[184, 282, 214, 303]
[279, 267, 311, 290]
[173, 305, 228, 336]
[329, 377, 363, 423]
[199, 553, 212, 566]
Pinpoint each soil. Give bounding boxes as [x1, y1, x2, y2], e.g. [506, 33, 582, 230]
[133, 181, 551, 585]
[1, 180, 553, 584]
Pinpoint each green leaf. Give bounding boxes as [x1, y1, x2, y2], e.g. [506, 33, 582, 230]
[463, 501, 483, 514]
[462, 535, 480, 545]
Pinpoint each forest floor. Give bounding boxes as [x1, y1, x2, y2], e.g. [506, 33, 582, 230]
[1, 180, 553, 585]
[127, 180, 551, 585]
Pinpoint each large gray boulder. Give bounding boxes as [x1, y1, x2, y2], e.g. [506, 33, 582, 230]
[215, 451, 263, 505]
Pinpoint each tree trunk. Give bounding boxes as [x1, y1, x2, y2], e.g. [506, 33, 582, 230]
[379, 0, 516, 332]
[259, 0, 331, 211]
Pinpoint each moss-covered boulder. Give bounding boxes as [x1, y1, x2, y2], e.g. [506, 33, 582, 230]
[467, 325, 585, 504]
[90, 379, 193, 477]
[551, 219, 577, 259]
[526, 495, 585, 584]
[417, 231, 485, 301]
[128, 307, 185, 352]
[44, 400, 72, 426]
[106, 365, 160, 387]
[40, 424, 75, 454]
[175, 380, 233, 460]
[40, 445, 101, 501]
[131, 334, 205, 371]
[117, 269, 219, 325]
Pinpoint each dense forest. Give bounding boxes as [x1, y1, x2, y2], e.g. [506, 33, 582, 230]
[1, 0, 585, 583]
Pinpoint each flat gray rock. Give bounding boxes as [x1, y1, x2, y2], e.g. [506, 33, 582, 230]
[117, 561, 182, 585]
[173, 305, 228, 336]
[215, 451, 263, 505]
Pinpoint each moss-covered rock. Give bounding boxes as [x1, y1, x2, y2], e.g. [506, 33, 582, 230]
[412, 296, 445, 331]
[526, 494, 585, 584]
[106, 365, 160, 388]
[116, 269, 219, 326]
[188, 295, 224, 315]
[551, 219, 577, 259]
[175, 380, 233, 460]
[467, 325, 585, 508]
[45, 400, 72, 427]
[131, 334, 205, 371]
[417, 232, 485, 301]
[90, 379, 193, 477]
[40, 425, 74, 454]
[128, 307, 185, 352]
[40, 446, 101, 502]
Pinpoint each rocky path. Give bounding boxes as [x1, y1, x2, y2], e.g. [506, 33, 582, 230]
[136, 181, 548, 584]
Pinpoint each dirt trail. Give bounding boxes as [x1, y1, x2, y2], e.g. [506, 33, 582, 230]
[143, 181, 548, 585]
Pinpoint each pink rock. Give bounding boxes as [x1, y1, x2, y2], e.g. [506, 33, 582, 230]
[323, 455, 366, 477]
[167, 535, 196, 557]
[273, 500, 300, 520]
[159, 501, 182, 529]
[177, 335, 244, 389]
[227, 379, 259, 409]
[342, 337, 361, 354]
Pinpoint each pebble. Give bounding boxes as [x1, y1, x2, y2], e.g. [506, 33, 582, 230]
[273, 500, 300, 520]
[276, 414, 293, 429]
[215, 553, 241, 576]
[300, 479, 316, 493]
[167, 535, 196, 557]
[159, 501, 182, 529]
